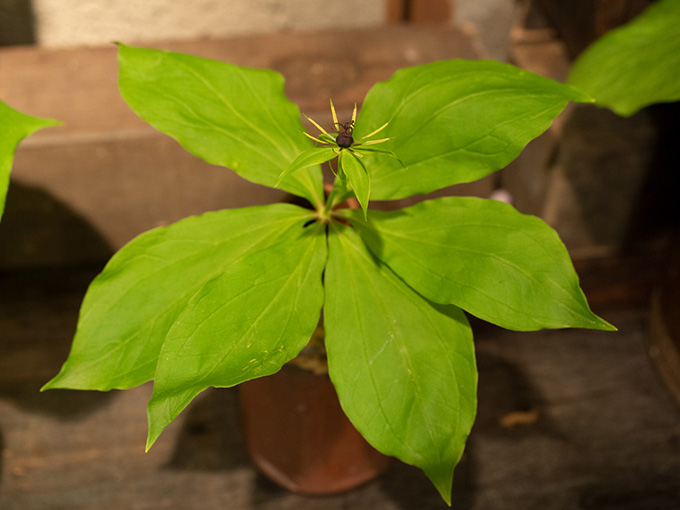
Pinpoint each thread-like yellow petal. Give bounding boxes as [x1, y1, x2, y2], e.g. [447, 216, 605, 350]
[330, 99, 339, 129]
[303, 131, 327, 144]
[303, 112, 328, 135]
[359, 121, 389, 141]
[362, 137, 390, 145]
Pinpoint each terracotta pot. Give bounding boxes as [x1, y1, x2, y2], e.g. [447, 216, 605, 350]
[238, 331, 390, 494]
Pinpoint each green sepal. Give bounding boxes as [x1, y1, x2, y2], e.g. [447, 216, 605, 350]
[276, 146, 338, 187]
[355, 145, 407, 170]
[339, 150, 370, 219]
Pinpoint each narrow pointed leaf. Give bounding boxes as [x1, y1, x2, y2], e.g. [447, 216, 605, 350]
[43, 204, 314, 391]
[277, 146, 338, 186]
[1, 101, 61, 220]
[147, 221, 326, 448]
[117, 44, 323, 205]
[318, 133, 337, 144]
[303, 112, 329, 136]
[568, 0, 680, 116]
[325, 224, 477, 505]
[354, 60, 592, 200]
[339, 150, 370, 219]
[341, 197, 614, 331]
[356, 145, 406, 168]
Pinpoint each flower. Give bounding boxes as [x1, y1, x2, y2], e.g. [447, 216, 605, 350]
[302, 100, 390, 153]
[277, 100, 405, 218]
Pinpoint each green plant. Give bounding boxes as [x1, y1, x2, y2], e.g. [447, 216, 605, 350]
[568, 0, 680, 117]
[0, 100, 60, 221]
[43, 44, 614, 505]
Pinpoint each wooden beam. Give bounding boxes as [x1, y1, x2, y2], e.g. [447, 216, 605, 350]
[386, 0, 452, 25]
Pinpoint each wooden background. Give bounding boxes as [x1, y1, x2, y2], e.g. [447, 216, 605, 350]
[2, 1, 679, 508]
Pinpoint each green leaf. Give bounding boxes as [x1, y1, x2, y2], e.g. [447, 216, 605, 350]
[354, 60, 592, 201]
[339, 150, 370, 219]
[324, 224, 477, 505]
[42, 204, 315, 391]
[0, 100, 60, 220]
[117, 44, 323, 205]
[341, 197, 614, 332]
[568, 0, 680, 116]
[355, 144, 407, 168]
[146, 220, 326, 448]
[276, 146, 337, 187]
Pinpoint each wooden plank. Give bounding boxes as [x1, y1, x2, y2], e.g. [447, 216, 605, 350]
[386, 0, 452, 25]
[385, 0, 408, 23]
[409, 0, 453, 24]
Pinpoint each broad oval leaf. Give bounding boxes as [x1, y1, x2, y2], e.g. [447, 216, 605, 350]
[117, 44, 323, 205]
[354, 59, 592, 200]
[324, 224, 477, 505]
[1, 100, 60, 220]
[42, 204, 316, 391]
[339, 150, 370, 219]
[146, 220, 326, 448]
[341, 197, 614, 331]
[568, 0, 680, 117]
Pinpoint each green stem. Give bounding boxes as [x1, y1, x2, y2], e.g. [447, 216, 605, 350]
[322, 180, 342, 217]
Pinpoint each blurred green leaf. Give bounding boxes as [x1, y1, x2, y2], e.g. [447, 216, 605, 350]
[568, 0, 680, 116]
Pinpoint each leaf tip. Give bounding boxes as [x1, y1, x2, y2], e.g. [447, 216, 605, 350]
[40, 371, 67, 392]
[361, 204, 368, 222]
[145, 434, 157, 452]
[578, 310, 617, 332]
[595, 317, 618, 332]
[39, 117, 64, 129]
[146, 404, 165, 452]
[39, 380, 55, 392]
[429, 471, 453, 506]
[566, 83, 597, 105]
